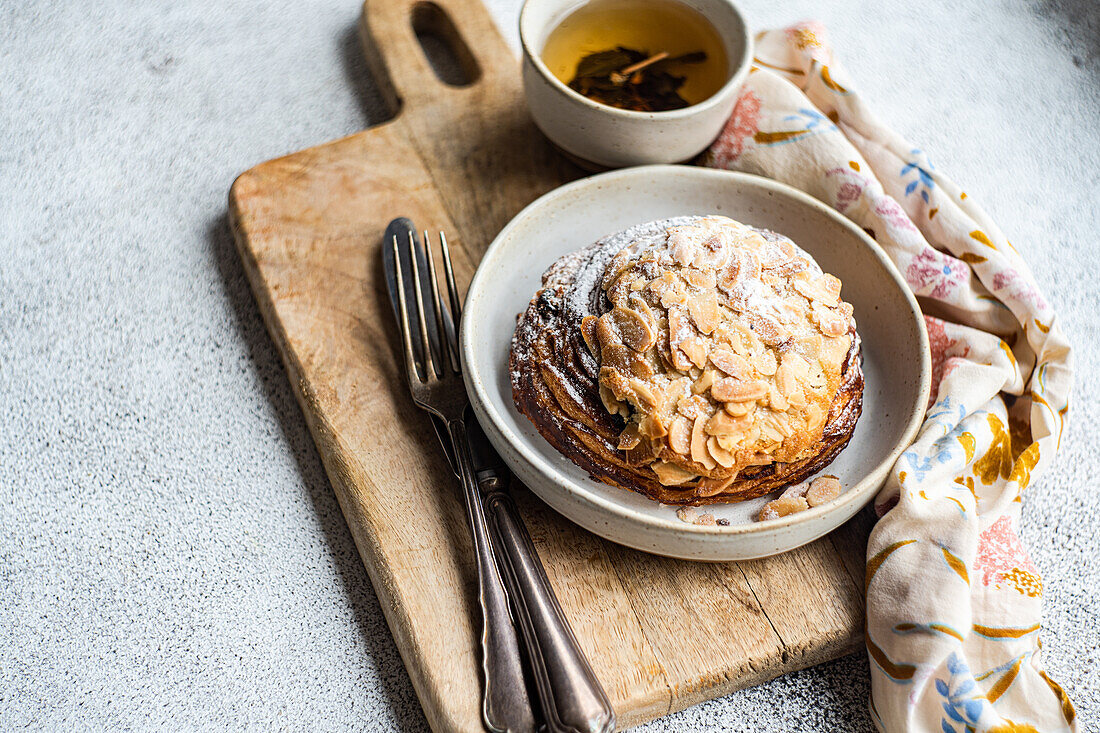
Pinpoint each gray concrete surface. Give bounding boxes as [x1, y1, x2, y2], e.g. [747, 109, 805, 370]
[1, 0, 1097, 729]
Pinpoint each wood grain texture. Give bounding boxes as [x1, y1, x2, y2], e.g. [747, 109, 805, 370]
[227, 0, 873, 730]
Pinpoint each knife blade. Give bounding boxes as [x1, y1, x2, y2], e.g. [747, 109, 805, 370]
[465, 408, 510, 490]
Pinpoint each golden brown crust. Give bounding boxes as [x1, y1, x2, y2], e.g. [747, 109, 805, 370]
[510, 216, 863, 506]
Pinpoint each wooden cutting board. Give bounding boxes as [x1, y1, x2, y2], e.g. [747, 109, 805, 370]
[228, 0, 872, 729]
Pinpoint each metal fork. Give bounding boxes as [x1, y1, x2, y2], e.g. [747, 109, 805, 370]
[392, 229, 533, 733]
[391, 230, 615, 733]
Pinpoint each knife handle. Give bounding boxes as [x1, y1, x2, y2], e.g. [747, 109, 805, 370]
[482, 484, 616, 733]
[447, 421, 537, 733]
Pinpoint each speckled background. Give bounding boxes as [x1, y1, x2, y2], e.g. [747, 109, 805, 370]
[1, 0, 1097, 730]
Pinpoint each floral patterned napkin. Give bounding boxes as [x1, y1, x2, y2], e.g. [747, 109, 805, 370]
[703, 23, 1076, 732]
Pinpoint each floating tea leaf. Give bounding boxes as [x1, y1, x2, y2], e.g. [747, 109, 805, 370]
[567, 45, 707, 112]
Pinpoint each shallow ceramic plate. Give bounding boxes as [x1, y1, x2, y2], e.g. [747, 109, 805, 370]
[462, 165, 930, 561]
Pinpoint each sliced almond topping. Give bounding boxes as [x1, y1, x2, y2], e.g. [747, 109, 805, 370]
[601, 248, 635, 289]
[711, 377, 768, 403]
[806, 475, 842, 506]
[599, 384, 627, 417]
[628, 294, 658, 330]
[592, 216, 856, 488]
[696, 473, 736, 497]
[617, 424, 642, 450]
[705, 409, 751, 439]
[745, 313, 788, 347]
[820, 312, 850, 337]
[793, 272, 842, 307]
[631, 356, 656, 380]
[758, 495, 809, 521]
[600, 343, 633, 374]
[759, 421, 785, 445]
[723, 400, 752, 417]
[669, 346, 693, 372]
[690, 416, 716, 468]
[818, 274, 843, 303]
[772, 414, 794, 438]
[819, 332, 852, 367]
[692, 368, 716, 395]
[595, 314, 619, 348]
[753, 349, 778, 376]
[709, 346, 751, 378]
[679, 335, 710, 368]
[605, 276, 635, 305]
[687, 291, 723, 335]
[659, 285, 687, 309]
[600, 344, 653, 380]
[611, 306, 657, 352]
[667, 415, 692, 455]
[706, 436, 736, 467]
[626, 377, 658, 412]
[647, 271, 676, 298]
[796, 333, 824, 359]
[776, 352, 810, 394]
[601, 367, 630, 402]
[639, 413, 667, 439]
[693, 233, 730, 270]
[652, 461, 696, 486]
[580, 315, 600, 356]
[804, 402, 826, 433]
[759, 237, 799, 270]
[768, 387, 789, 412]
[787, 386, 809, 409]
[683, 268, 716, 290]
[667, 228, 698, 267]
[677, 393, 710, 419]
[667, 306, 692, 346]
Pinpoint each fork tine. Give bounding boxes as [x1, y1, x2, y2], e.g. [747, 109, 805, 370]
[439, 231, 463, 323]
[423, 230, 453, 374]
[391, 235, 422, 385]
[406, 230, 437, 379]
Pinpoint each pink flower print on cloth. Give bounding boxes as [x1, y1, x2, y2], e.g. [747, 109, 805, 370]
[992, 267, 1051, 314]
[926, 316, 971, 405]
[906, 246, 970, 299]
[824, 167, 868, 214]
[975, 515, 1043, 597]
[709, 89, 762, 168]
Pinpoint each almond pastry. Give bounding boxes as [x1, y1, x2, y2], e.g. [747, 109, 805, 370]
[510, 215, 862, 506]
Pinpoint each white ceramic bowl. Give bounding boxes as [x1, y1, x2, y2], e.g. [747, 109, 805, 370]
[461, 165, 930, 561]
[519, 0, 753, 169]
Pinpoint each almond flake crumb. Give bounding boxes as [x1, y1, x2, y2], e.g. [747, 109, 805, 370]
[806, 475, 842, 506]
[757, 495, 810, 521]
[676, 506, 698, 524]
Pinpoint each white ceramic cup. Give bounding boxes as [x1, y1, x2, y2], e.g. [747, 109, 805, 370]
[519, 0, 753, 169]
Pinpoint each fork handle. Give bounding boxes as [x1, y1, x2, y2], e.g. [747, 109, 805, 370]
[482, 488, 616, 733]
[447, 420, 537, 733]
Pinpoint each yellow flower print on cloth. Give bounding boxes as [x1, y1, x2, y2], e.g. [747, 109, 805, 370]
[705, 22, 1075, 733]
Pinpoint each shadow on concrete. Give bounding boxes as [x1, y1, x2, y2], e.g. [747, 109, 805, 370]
[207, 214, 429, 733]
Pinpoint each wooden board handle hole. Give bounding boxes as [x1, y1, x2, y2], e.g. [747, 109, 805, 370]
[412, 2, 481, 88]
